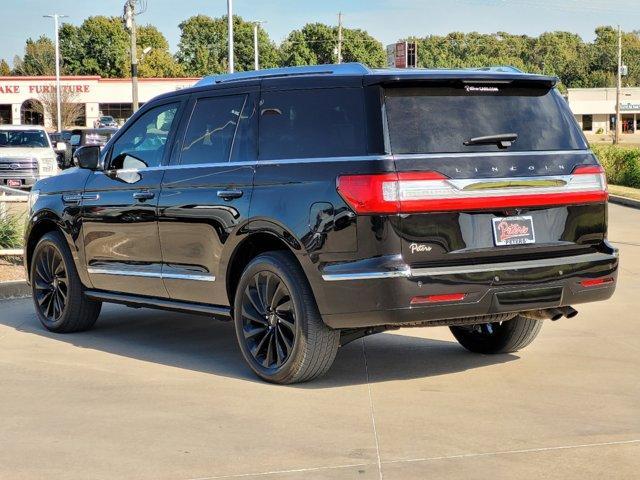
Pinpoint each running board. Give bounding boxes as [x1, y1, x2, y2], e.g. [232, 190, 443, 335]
[84, 290, 232, 319]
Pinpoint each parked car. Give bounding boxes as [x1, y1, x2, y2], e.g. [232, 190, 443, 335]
[68, 128, 118, 158]
[94, 115, 118, 128]
[24, 63, 618, 384]
[0, 125, 59, 189]
[48, 131, 73, 169]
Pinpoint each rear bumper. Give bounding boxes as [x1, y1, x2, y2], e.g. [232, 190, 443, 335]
[318, 249, 619, 328]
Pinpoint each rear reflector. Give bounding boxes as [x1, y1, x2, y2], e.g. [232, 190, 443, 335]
[411, 293, 467, 304]
[337, 166, 608, 214]
[580, 277, 614, 288]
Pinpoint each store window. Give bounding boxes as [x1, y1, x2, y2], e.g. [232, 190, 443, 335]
[0, 105, 11, 125]
[582, 115, 593, 132]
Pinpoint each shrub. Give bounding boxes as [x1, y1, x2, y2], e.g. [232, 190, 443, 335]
[0, 214, 22, 249]
[591, 144, 640, 189]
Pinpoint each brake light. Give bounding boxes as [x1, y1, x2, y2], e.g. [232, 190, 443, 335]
[337, 167, 608, 214]
[580, 277, 614, 288]
[411, 293, 467, 304]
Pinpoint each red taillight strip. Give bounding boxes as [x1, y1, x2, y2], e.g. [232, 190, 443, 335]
[411, 293, 467, 304]
[337, 166, 608, 214]
[580, 277, 614, 288]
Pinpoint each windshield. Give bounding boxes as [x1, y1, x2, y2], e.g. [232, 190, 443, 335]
[384, 85, 586, 154]
[100, 116, 114, 122]
[0, 129, 50, 148]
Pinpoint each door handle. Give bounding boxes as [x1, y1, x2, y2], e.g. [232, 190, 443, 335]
[133, 191, 155, 201]
[217, 189, 243, 200]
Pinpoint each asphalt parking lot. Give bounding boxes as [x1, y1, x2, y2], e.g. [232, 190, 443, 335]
[1, 204, 639, 480]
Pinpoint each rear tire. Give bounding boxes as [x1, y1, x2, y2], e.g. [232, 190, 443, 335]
[31, 231, 101, 333]
[233, 251, 339, 384]
[450, 315, 543, 354]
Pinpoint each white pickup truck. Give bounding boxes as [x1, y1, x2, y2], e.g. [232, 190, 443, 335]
[0, 125, 60, 189]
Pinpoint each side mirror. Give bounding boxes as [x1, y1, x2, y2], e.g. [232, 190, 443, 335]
[73, 145, 101, 170]
[55, 141, 67, 153]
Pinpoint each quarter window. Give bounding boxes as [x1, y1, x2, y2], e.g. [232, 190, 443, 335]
[258, 88, 366, 160]
[110, 103, 178, 169]
[181, 95, 247, 165]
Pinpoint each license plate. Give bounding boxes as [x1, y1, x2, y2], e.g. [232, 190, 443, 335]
[7, 179, 21, 188]
[492, 216, 535, 246]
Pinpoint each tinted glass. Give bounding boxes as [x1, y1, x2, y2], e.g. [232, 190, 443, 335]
[0, 130, 49, 148]
[259, 88, 366, 160]
[181, 95, 247, 165]
[385, 86, 586, 153]
[230, 95, 258, 162]
[110, 103, 178, 169]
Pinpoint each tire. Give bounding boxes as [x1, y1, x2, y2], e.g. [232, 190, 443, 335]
[449, 315, 543, 354]
[31, 231, 101, 333]
[233, 251, 339, 384]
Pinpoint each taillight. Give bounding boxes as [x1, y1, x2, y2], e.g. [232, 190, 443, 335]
[337, 166, 608, 214]
[580, 277, 614, 288]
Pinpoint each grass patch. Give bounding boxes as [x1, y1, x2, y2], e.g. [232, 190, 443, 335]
[608, 184, 640, 201]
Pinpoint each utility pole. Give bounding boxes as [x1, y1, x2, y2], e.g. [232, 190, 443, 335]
[252, 21, 265, 70]
[124, 1, 139, 113]
[615, 25, 622, 144]
[337, 12, 343, 64]
[44, 14, 67, 132]
[227, 0, 234, 73]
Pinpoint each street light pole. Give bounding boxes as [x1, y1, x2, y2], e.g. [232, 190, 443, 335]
[124, 1, 139, 113]
[44, 14, 67, 132]
[252, 21, 265, 70]
[615, 25, 622, 144]
[227, 0, 234, 73]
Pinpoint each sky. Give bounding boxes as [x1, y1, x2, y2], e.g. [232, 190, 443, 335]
[2, 0, 639, 64]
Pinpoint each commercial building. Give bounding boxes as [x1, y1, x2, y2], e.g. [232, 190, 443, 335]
[568, 87, 640, 135]
[0, 75, 198, 129]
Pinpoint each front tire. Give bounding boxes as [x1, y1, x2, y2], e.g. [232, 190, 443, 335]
[233, 251, 339, 384]
[31, 231, 101, 333]
[450, 315, 543, 354]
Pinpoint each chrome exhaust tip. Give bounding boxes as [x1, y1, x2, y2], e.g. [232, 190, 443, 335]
[522, 308, 563, 321]
[559, 306, 578, 319]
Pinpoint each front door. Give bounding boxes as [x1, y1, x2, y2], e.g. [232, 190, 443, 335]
[158, 88, 258, 305]
[81, 100, 183, 297]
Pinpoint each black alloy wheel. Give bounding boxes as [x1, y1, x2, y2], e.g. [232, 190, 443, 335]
[33, 244, 68, 322]
[233, 251, 339, 384]
[241, 271, 296, 369]
[31, 231, 101, 333]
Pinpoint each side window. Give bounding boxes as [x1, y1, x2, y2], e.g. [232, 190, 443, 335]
[180, 95, 247, 165]
[258, 88, 366, 160]
[110, 103, 178, 170]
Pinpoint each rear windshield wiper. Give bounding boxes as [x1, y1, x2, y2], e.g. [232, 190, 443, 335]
[464, 133, 518, 149]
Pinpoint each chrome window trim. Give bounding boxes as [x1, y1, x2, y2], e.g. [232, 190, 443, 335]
[88, 267, 215, 282]
[92, 150, 593, 175]
[321, 252, 613, 282]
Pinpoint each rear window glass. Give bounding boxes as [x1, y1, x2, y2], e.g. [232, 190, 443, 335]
[259, 88, 366, 160]
[385, 86, 586, 154]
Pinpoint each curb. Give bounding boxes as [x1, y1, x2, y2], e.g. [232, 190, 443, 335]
[0, 281, 31, 300]
[609, 195, 640, 210]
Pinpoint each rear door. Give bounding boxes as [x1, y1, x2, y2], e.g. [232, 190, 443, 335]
[157, 86, 258, 305]
[383, 82, 608, 268]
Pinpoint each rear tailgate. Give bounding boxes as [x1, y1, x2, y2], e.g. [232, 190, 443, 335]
[383, 82, 608, 268]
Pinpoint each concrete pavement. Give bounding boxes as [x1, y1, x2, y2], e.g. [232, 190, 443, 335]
[0, 204, 638, 479]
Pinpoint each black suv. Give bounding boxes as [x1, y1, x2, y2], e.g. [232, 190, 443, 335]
[24, 63, 618, 383]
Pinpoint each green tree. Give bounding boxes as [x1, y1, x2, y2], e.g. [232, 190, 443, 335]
[177, 15, 279, 76]
[0, 59, 11, 76]
[13, 36, 56, 76]
[280, 23, 385, 67]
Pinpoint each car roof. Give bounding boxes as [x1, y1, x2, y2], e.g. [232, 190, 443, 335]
[150, 62, 558, 104]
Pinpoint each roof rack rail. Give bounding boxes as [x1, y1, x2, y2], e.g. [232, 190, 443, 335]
[195, 62, 371, 86]
[466, 66, 525, 73]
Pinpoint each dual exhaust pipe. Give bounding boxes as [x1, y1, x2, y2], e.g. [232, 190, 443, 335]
[524, 306, 578, 321]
